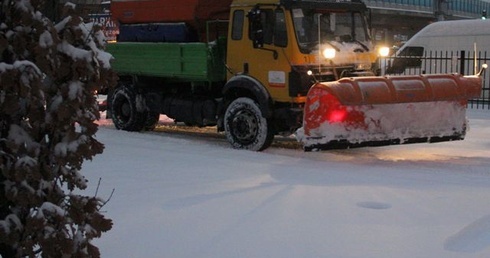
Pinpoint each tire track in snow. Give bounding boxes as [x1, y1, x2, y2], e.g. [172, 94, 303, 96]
[444, 214, 490, 253]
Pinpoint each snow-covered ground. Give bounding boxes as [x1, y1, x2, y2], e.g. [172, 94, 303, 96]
[82, 108, 490, 258]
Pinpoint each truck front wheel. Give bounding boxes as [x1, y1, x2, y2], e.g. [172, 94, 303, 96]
[224, 97, 274, 151]
[111, 85, 147, 131]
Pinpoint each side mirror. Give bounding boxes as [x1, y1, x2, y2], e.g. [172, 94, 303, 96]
[248, 6, 264, 48]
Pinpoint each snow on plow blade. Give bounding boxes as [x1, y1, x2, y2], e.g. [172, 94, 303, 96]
[298, 74, 483, 151]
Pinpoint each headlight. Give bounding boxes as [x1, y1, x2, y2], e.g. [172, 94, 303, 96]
[322, 48, 336, 59]
[378, 46, 390, 57]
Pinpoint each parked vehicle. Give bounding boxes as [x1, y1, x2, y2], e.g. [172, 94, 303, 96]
[106, 0, 483, 151]
[385, 19, 490, 75]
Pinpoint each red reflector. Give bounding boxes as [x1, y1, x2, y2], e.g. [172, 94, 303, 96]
[328, 109, 347, 123]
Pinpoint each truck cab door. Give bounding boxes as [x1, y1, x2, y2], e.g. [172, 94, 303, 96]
[227, 6, 292, 102]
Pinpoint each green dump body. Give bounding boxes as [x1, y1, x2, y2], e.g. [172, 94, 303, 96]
[106, 40, 226, 83]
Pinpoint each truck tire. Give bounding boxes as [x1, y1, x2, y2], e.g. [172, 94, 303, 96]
[224, 97, 274, 151]
[144, 112, 160, 130]
[111, 85, 147, 131]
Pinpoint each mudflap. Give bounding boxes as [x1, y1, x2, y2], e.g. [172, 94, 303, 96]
[297, 74, 482, 151]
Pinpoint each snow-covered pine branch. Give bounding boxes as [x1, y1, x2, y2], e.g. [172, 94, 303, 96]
[0, 1, 116, 257]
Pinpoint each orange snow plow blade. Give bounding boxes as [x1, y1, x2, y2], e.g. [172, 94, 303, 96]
[297, 74, 483, 151]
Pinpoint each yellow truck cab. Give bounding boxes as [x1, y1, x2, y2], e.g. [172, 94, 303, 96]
[226, 0, 376, 101]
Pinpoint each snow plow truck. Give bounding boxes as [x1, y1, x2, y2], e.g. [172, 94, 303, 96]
[106, 0, 483, 151]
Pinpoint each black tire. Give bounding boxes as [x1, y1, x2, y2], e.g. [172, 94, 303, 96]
[111, 85, 147, 131]
[144, 112, 160, 131]
[224, 97, 274, 151]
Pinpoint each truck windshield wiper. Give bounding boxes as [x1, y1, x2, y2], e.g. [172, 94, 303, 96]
[353, 39, 369, 52]
[325, 40, 340, 52]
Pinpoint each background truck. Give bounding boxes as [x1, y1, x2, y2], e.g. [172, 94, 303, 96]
[106, 0, 482, 151]
[106, 0, 380, 151]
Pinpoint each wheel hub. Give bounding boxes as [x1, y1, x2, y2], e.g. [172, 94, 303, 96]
[232, 110, 258, 143]
[121, 102, 131, 117]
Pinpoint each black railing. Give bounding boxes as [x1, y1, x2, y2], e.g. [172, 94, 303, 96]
[380, 50, 490, 109]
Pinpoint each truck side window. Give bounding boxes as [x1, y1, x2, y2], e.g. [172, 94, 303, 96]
[232, 10, 244, 40]
[274, 9, 287, 47]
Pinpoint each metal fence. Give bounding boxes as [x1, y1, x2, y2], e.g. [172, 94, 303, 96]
[380, 50, 490, 109]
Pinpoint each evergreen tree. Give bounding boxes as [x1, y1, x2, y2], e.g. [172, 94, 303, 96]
[0, 0, 115, 256]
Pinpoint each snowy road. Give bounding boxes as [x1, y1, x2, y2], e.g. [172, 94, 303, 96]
[83, 109, 490, 258]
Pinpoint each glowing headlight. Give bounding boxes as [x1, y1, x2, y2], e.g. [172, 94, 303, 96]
[322, 48, 336, 59]
[378, 46, 390, 57]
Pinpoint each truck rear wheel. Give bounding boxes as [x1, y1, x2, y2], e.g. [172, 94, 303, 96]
[224, 97, 274, 151]
[111, 85, 147, 131]
[144, 112, 160, 130]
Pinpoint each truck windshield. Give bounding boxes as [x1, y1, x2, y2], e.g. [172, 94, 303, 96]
[292, 8, 370, 54]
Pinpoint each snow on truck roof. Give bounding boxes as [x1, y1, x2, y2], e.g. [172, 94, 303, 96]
[414, 19, 490, 37]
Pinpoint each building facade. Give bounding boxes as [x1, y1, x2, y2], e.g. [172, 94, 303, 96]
[53, 0, 490, 47]
[365, 0, 490, 46]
